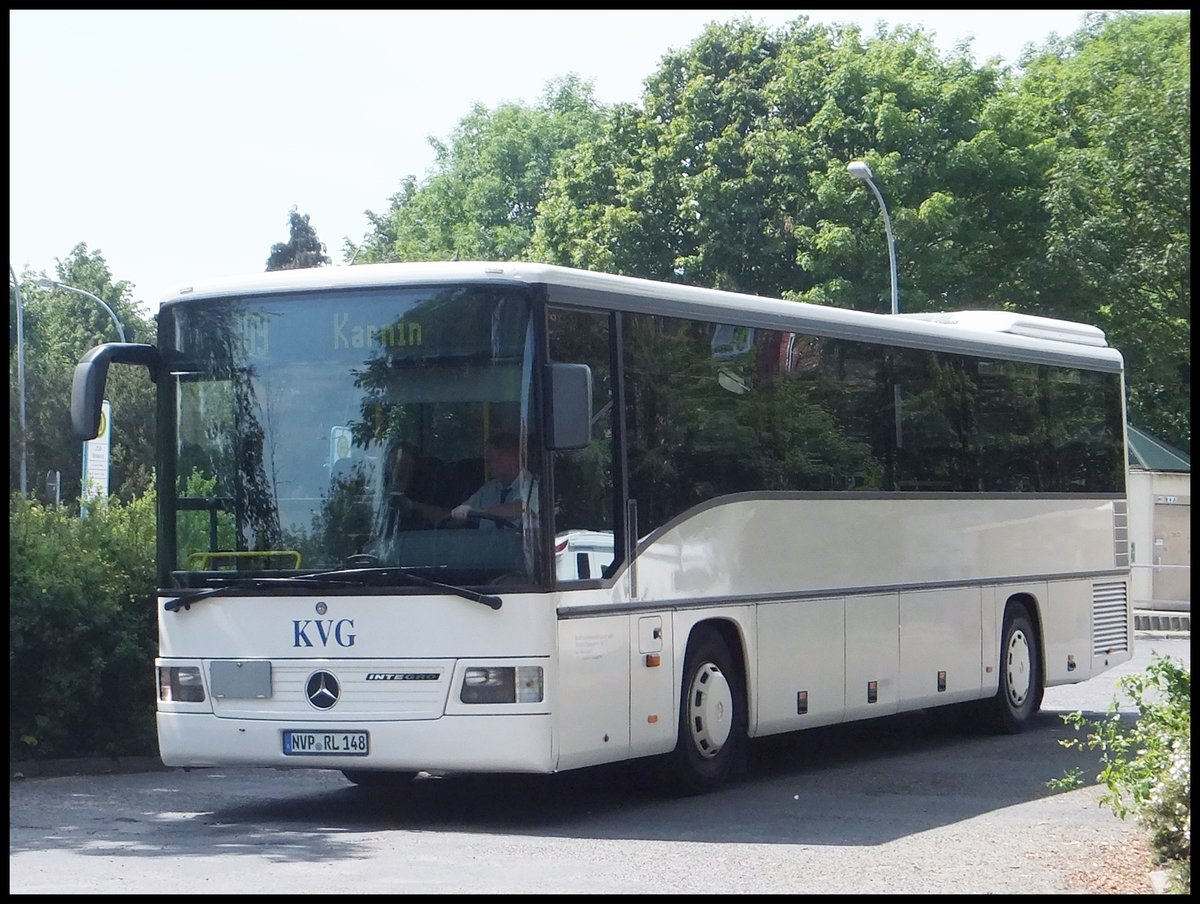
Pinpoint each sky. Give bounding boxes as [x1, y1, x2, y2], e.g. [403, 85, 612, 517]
[8, 9, 1165, 315]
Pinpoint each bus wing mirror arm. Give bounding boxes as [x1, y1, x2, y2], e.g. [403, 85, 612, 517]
[71, 342, 162, 441]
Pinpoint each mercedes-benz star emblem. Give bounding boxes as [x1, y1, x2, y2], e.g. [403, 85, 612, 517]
[305, 671, 340, 710]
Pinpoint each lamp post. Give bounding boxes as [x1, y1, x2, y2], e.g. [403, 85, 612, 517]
[32, 278, 126, 508]
[35, 277, 127, 341]
[7, 274, 126, 498]
[847, 160, 899, 315]
[10, 265, 28, 494]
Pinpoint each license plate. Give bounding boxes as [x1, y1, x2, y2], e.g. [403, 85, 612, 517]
[282, 730, 369, 756]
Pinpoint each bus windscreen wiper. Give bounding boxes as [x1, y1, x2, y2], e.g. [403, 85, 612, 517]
[164, 566, 502, 612]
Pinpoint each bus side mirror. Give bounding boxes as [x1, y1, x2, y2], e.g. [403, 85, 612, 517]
[71, 343, 162, 440]
[545, 362, 592, 450]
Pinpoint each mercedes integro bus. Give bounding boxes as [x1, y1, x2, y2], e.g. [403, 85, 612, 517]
[71, 261, 1133, 794]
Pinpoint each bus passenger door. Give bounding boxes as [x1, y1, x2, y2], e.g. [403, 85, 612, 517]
[556, 615, 631, 771]
[629, 614, 675, 757]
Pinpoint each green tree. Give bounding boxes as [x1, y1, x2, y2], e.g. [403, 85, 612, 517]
[355, 74, 606, 264]
[9, 244, 156, 503]
[266, 207, 332, 270]
[534, 16, 1031, 315]
[531, 101, 682, 279]
[531, 13, 1188, 448]
[1012, 11, 1190, 451]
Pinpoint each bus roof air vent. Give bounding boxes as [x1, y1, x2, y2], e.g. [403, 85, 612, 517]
[898, 311, 1108, 347]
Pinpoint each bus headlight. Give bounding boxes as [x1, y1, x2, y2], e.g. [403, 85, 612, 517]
[460, 666, 543, 704]
[158, 666, 206, 703]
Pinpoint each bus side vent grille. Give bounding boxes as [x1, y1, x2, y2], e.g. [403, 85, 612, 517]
[1093, 581, 1129, 655]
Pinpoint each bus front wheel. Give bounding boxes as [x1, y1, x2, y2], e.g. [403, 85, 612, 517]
[983, 604, 1044, 733]
[665, 625, 745, 795]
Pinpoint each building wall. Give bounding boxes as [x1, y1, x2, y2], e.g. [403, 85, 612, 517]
[1128, 470, 1191, 605]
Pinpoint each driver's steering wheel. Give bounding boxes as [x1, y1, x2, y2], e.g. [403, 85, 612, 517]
[437, 511, 520, 531]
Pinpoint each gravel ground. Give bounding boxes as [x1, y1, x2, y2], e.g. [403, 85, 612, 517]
[1055, 833, 1159, 894]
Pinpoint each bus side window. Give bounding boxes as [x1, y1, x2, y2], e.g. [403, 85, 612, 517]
[548, 307, 618, 581]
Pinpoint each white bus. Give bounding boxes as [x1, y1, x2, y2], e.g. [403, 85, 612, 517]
[72, 261, 1132, 794]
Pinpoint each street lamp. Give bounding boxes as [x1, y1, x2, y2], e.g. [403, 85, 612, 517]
[10, 265, 28, 494]
[34, 277, 127, 341]
[8, 274, 127, 498]
[847, 160, 899, 315]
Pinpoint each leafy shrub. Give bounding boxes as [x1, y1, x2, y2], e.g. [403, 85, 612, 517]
[1050, 655, 1191, 893]
[9, 489, 158, 760]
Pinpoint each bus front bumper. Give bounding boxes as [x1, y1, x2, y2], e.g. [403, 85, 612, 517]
[156, 711, 556, 773]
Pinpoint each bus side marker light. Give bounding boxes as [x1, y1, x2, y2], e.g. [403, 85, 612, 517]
[647, 714, 658, 724]
[867, 681, 878, 704]
[937, 670, 947, 692]
[645, 653, 661, 667]
[797, 691, 808, 715]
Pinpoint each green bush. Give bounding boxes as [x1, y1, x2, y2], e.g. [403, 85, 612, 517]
[9, 489, 158, 760]
[1050, 655, 1191, 894]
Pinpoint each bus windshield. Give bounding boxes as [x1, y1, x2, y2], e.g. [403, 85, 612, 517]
[161, 282, 542, 589]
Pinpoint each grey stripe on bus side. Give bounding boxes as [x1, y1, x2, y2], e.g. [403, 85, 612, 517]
[556, 569, 1130, 619]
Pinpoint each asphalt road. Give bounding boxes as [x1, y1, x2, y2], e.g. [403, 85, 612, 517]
[9, 634, 1188, 894]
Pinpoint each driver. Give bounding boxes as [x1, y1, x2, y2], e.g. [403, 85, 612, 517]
[449, 431, 537, 528]
[392, 431, 537, 529]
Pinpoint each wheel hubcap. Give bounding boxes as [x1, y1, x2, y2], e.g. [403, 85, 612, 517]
[687, 662, 733, 758]
[1005, 628, 1032, 707]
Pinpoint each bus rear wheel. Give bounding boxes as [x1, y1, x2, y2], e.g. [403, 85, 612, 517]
[982, 603, 1044, 733]
[665, 625, 745, 795]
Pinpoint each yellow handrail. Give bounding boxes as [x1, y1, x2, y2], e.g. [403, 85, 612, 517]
[186, 550, 302, 570]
